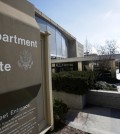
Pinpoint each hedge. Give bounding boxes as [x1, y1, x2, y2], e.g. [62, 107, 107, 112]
[52, 71, 96, 95]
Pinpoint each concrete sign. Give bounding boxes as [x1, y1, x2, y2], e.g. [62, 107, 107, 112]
[0, 0, 53, 133]
[0, 86, 40, 134]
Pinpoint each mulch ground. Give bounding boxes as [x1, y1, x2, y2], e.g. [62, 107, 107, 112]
[49, 126, 87, 134]
[47, 122, 88, 134]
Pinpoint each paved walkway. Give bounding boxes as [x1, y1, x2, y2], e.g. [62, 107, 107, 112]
[65, 106, 120, 134]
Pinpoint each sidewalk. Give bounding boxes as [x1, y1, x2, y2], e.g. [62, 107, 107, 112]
[65, 106, 120, 134]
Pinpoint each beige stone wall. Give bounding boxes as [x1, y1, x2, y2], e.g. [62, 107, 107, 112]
[53, 91, 86, 109]
[87, 90, 120, 109]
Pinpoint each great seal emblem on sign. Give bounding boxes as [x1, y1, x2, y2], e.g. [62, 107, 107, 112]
[18, 50, 33, 70]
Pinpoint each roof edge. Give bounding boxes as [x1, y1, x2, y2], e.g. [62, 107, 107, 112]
[35, 8, 76, 41]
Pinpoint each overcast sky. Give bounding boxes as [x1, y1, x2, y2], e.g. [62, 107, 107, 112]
[28, 0, 120, 52]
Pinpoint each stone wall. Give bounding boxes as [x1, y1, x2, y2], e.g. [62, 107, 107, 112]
[53, 91, 86, 109]
[87, 90, 120, 109]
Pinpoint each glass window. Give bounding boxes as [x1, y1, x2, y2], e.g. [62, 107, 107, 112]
[35, 16, 69, 58]
[47, 23, 56, 56]
[56, 30, 62, 57]
[62, 35, 68, 58]
[35, 16, 47, 32]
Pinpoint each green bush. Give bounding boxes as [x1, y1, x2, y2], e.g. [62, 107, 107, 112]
[52, 71, 96, 95]
[97, 76, 120, 84]
[53, 99, 69, 122]
[95, 81, 117, 91]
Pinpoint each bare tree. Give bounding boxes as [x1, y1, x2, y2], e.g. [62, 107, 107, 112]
[98, 40, 118, 55]
[106, 40, 118, 54]
[95, 40, 118, 78]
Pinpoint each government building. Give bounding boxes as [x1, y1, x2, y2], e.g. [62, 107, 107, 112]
[35, 9, 84, 59]
[34, 8, 84, 72]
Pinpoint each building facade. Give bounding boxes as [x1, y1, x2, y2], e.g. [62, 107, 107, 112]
[35, 9, 83, 59]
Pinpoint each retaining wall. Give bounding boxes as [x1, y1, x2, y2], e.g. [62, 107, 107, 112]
[87, 90, 120, 109]
[53, 91, 86, 109]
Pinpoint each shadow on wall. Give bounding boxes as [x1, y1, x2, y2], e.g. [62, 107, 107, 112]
[0, 84, 41, 129]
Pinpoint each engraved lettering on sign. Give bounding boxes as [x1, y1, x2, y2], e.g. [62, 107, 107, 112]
[0, 33, 37, 72]
[0, 62, 11, 72]
[0, 104, 37, 134]
[18, 50, 33, 70]
[0, 34, 38, 48]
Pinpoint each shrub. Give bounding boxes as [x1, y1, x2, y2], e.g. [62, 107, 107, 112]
[95, 81, 117, 91]
[53, 99, 69, 122]
[97, 76, 120, 84]
[94, 70, 120, 84]
[52, 71, 96, 95]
